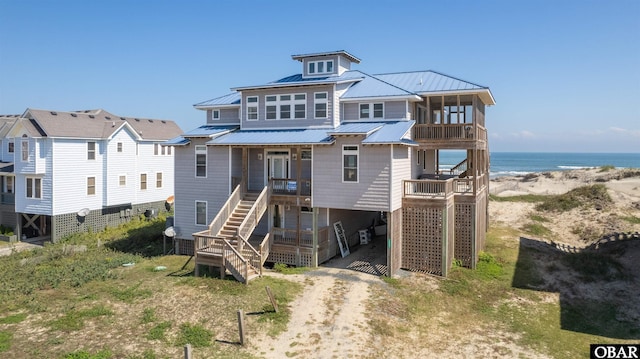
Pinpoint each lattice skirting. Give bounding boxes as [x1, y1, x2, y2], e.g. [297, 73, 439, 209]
[401, 206, 446, 275]
[267, 246, 313, 267]
[455, 203, 475, 268]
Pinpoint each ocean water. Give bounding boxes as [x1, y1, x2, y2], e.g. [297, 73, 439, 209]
[437, 151, 640, 178]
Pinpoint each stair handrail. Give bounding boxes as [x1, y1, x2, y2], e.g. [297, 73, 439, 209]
[237, 232, 262, 275]
[237, 184, 269, 241]
[449, 158, 468, 175]
[258, 232, 272, 272]
[222, 238, 249, 284]
[207, 180, 245, 236]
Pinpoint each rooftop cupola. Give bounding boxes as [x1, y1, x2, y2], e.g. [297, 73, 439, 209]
[291, 50, 361, 78]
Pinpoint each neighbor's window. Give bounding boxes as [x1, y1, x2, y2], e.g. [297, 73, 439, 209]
[246, 96, 258, 120]
[26, 177, 42, 199]
[195, 201, 207, 225]
[154, 143, 159, 155]
[342, 145, 359, 182]
[195, 145, 207, 177]
[314, 92, 328, 118]
[119, 175, 126, 186]
[156, 172, 163, 188]
[140, 173, 147, 190]
[87, 141, 96, 160]
[8, 141, 14, 153]
[6, 176, 13, 193]
[21, 139, 28, 161]
[87, 177, 96, 195]
[117, 142, 123, 152]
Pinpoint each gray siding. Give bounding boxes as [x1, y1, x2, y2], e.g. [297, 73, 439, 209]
[173, 141, 231, 240]
[247, 148, 265, 191]
[390, 145, 411, 211]
[207, 108, 240, 125]
[241, 86, 334, 130]
[342, 100, 408, 121]
[313, 137, 391, 212]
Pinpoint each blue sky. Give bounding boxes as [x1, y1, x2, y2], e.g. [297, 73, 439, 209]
[0, 0, 638, 153]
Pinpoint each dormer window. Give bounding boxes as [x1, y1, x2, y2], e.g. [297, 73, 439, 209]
[359, 103, 384, 119]
[308, 60, 334, 75]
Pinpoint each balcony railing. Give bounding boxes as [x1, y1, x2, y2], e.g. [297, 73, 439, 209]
[413, 124, 487, 142]
[271, 226, 329, 248]
[270, 178, 311, 196]
[0, 193, 15, 205]
[403, 174, 488, 199]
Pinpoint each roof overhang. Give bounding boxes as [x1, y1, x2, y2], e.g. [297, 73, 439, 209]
[230, 78, 362, 92]
[291, 50, 361, 64]
[339, 94, 423, 103]
[417, 88, 496, 106]
[193, 104, 241, 110]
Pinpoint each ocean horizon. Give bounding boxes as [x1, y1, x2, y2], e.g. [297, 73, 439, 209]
[437, 151, 640, 178]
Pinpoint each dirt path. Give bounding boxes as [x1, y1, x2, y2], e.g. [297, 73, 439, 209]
[251, 268, 377, 359]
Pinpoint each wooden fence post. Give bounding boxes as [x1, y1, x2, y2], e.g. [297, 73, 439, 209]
[265, 286, 278, 313]
[184, 344, 192, 359]
[237, 309, 246, 345]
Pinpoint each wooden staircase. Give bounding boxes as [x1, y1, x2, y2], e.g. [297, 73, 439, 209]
[193, 185, 271, 284]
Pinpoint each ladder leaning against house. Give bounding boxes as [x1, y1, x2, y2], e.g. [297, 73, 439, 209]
[192, 180, 272, 284]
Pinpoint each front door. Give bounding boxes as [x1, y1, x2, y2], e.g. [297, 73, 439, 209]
[266, 151, 290, 229]
[266, 151, 289, 181]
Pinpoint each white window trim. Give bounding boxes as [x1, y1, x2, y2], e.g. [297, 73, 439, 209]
[246, 96, 259, 121]
[21, 139, 28, 162]
[87, 141, 96, 160]
[342, 145, 359, 183]
[25, 177, 42, 199]
[195, 200, 207, 226]
[265, 93, 306, 120]
[195, 145, 207, 178]
[212, 109, 220, 121]
[359, 103, 384, 119]
[156, 172, 163, 188]
[314, 92, 328, 119]
[119, 174, 126, 187]
[308, 60, 334, 75]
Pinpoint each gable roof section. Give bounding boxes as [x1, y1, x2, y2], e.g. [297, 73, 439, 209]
[374, 71, 495, 105]
[193, 92, 241, 109]
[362, 121, 416, 146]
[340, 71, 422, 101]
[19, 109, 182, 140]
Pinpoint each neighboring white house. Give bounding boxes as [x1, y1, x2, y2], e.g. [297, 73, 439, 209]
[0, 108, 182, 242]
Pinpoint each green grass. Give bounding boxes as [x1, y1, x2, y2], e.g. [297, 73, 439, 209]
[146, 321, 172, 341]
[0, 313, 27, 324]
[528, 214, 550, 222]
[621, 215, 640, 224]
[535, 184, 612, 212]
[109, 281, 152, 303]
[140, 308, 156, 324]
[48, 305, 113, 332]
[176, 323, 213, 348]
[598, 165, 616, 172]
[272, 263, 312, 274]
[63, 349, 112, 359]
[0, 331, 12, 353]
[521, 223, 552, 237]
[489, 194, 547, 203]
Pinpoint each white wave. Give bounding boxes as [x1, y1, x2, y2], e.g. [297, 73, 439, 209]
[557, 165, 595, 170]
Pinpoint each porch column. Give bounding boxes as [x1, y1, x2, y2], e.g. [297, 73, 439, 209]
[311, 207, 318, 267]
[242, 147, 248, 192]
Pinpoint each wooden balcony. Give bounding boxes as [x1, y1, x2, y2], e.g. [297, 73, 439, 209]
[269, 178, 311, 206]
[413, 124, 487, 149]
[403, 173, 488, 205]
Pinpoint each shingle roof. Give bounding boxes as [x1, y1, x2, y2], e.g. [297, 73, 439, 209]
[23, 109, 182, 140]
[193, 92, 241, 108]
[207, 128, 335, 146]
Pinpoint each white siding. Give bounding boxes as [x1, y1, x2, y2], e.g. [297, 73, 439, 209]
[135, 141, 175, 205]
[105, 128, 138, 206]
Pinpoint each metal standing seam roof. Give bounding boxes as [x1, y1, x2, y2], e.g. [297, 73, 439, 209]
[230, 71, 365, 91]
[361, 121, 417, 145]
[340, 71, 421, 100]
[193, 92, 241, 108]
[207, 128, 335, 146]
[291, 50, 361, 64]
[328, 122, 384, 136]
[181, 125, 239, 137]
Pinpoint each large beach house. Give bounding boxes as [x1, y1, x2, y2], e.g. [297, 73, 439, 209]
[0, 109, 182, 242]
[169, 50, 495, 282]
